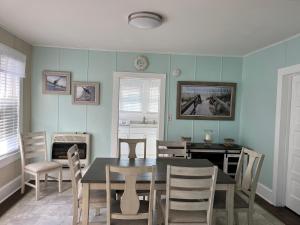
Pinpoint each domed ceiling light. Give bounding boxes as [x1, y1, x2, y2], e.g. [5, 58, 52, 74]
[128, 11, 163, 29]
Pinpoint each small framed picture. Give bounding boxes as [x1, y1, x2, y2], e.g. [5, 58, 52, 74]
[72, 81, 100, 105]
[42, 70, 71, 95]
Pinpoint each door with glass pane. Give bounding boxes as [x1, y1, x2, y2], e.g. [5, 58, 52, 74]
[112, 72, 166, 158]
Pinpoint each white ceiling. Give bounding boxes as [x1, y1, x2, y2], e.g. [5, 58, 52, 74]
[1, 0, 300, 56]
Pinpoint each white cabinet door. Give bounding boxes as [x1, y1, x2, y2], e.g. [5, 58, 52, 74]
[286, 75, 300, 215]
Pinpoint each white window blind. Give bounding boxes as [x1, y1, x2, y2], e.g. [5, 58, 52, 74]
[119, 79, 143, 112]
[119, 78, 160, 113]
[148, 80, 160, 113]
[0, 43, 26, 157]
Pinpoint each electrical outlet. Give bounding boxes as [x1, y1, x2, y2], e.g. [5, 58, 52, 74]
[168, 113, 172, 121]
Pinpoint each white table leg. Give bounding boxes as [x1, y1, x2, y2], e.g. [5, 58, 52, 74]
[82, 183, 90, 225]
[226, 184, 234, 225]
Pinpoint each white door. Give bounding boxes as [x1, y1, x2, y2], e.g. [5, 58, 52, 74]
[286, 74, 300, 215]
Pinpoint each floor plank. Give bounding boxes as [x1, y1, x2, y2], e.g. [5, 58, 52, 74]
[255, 195, 300, 225]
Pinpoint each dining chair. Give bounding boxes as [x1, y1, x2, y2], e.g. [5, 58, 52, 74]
[118, 138, 147, 159]
[160, 165, 218, 225]
[156, 140, 187, 158]
[214, 147, 265, 225]
[19, 131, 62, 200]
[67, 144, 107, 225]
[106, 165, 155, 225]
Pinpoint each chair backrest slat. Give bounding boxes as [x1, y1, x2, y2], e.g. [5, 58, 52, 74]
[118, 138, 147, 159]
[106, 165, 155, 225]
[67, 145, 82, 203]
[170, 200, 209, 211]
[165, 165, 218, 225]
[235, 147, 264, 209]
[19, 132, 47, 165]
[170, 178, 212, 188]
[156, 140, 187, 159]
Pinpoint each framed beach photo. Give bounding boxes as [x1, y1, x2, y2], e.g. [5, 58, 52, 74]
[177, 81, 236, 120]
[72, 81, 100, 105]
[42, 70, 71, 95]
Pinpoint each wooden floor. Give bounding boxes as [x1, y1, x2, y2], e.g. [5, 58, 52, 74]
[255, 195, 300, 225]
[1, 188, 300, 225]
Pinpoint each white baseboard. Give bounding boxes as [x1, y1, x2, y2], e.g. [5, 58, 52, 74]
[0, 175, 21, 204]
[256, 182, 274, 205]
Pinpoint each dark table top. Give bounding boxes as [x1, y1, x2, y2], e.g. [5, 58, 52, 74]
[81, 158, 235, 185]
[189, 143, 242, 150]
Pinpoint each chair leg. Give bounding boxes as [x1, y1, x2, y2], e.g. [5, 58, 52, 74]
[35, 173, 40, 200]
[58, 168, 62, 193]
[247, 211, 253, 225]
[95, 208, 101, 216]
[73, 203, 79, 225]
[21, 173, 25, 194]
[234, 212, 239, 225]
[45, 173, 48, 186]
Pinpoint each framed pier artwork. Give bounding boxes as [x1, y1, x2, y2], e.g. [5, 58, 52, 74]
[176, 81, 236, 120]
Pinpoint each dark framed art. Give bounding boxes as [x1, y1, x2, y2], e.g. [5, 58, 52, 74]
[176, 81, 236, 120]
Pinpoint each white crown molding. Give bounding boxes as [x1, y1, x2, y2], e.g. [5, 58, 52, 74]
[32, 44, 243, 58]
[244, 32, 300, 58]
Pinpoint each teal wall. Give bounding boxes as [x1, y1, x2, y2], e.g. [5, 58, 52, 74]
[241, 35, 300, 189]
[31, 47, 242, 159]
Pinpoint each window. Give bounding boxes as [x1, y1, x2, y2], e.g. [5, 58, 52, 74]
[0, 43, 26, 157]
[119, 79, 143, 112]
[119, 78, 160, 113]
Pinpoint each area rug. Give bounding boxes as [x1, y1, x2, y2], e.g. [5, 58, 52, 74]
[0, 182, 285, 225]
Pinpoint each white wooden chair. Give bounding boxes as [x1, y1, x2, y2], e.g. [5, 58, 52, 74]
[118, 138, 147, 159]
[156, 140, 187, 159]
[106, 165, 155, 225]
[214, 147, 265, 225]
[19, 131, 62, 200]
[160, 165, 218, 225]
[67, 144, 107, 225]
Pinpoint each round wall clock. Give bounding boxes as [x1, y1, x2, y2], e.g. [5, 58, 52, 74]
[134, 55, 149, 71]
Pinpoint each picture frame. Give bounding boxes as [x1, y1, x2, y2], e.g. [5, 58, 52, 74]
[176, 81, 236, 120]
[42, 70, 71, 95]
[72, 81, 100, 105]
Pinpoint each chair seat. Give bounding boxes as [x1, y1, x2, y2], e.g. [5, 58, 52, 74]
[160, 199, 207, 223]
[79, 190, 107, 204]
[111, 199, 149, 214]
[25, 161, 61, 173]
[111, 219, 148, 225]
[213, 191, 249, 209]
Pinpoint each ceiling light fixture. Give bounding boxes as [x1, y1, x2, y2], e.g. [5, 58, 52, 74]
[128, 11, 163, 29]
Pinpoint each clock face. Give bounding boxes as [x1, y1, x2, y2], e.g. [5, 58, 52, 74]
[134, 56, 149, 71]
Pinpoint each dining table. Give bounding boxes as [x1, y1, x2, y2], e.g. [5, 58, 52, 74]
[81, 158, 236, 225]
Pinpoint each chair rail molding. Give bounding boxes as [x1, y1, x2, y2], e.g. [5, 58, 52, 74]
[273, 64, 300, 206]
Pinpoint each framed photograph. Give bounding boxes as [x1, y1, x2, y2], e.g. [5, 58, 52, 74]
[177, 81, 236, 120]
[72, 81, 100, 105]
[42, 70, 71, 95]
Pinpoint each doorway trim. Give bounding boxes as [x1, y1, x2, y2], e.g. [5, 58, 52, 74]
[273, 64, 300, 206]
[111, 72, 166, 157]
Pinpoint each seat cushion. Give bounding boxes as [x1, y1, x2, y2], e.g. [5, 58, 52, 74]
[25, 161, 61, 173]
[213, 191, 249, 209]
[160, 199, 207, 223]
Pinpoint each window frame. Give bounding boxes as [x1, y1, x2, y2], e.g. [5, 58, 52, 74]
[0, 43, 25, 162]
